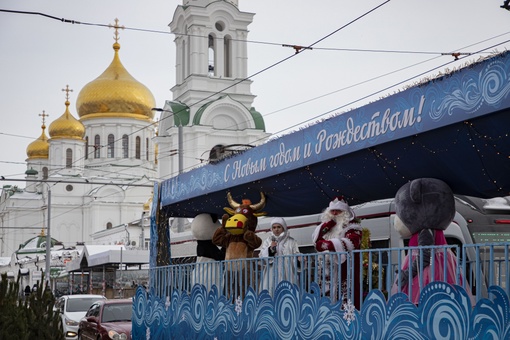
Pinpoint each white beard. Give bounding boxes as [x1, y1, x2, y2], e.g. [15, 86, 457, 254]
[322, 211, 350, 227]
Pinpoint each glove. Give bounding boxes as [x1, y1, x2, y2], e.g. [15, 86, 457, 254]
[315, 239, 335, 252]
[398, 229, 434, 289]
[398, 269, 410, 289]
[319, 220, 336, 235]
[408, 229, 434, 281]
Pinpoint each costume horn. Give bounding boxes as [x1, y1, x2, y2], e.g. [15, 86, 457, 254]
[250, 192, 266, 212]
[227, 192, 240, 209]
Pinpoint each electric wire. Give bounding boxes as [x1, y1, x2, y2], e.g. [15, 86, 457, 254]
[0, 3, 509, 244]
[0, 2, 396, 249]
[1, 5, 509, 179]
[2, 1, 394, 181]
[1, 7, 498, 57]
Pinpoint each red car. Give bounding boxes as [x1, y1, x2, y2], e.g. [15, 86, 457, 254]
[78, 298, 132, 340]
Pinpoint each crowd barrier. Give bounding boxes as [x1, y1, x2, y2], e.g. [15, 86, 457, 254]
[150, 242, 510, 307]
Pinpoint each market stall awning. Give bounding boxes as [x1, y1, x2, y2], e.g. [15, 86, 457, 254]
[65, 245, 149, 273]
[158, 51, 510, 218]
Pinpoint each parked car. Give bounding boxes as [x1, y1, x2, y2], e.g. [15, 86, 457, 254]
[78, 298, 133, 340]
[54, 294, 106, 340]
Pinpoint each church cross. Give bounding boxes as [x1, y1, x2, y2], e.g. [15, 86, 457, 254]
[109, 18, 125, 43]
[62, 85, 73, 101]
[39, 110, 49, 125]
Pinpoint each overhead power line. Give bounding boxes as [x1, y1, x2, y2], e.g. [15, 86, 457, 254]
[1, 3, 509, 180]
[0, 177, 154, 187]
[0, 8, 490, 57]
[0, 1, 394, 181]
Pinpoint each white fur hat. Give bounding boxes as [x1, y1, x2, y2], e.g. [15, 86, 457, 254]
[271, 217, 287, 232]
[328, 197, 355, 220]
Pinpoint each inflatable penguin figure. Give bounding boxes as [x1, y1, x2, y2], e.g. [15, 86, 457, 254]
[191, 213, 225, 292]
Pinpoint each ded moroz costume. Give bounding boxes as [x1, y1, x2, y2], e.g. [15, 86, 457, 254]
[312, 197, 363, 308]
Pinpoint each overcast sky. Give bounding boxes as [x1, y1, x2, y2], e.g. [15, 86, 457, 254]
[1, 0, 509, 187]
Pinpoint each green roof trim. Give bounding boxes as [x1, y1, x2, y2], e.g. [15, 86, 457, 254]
[193, 101, 214, 125]
[16, 235, 60, 254]
[193, 96, 265, 131]
[25, 168, 38, 176]
[249, 107, 266, 131]
[168, 101, 190, 126]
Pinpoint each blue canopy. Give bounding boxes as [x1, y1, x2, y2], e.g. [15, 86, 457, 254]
[158, 51, 510, 218]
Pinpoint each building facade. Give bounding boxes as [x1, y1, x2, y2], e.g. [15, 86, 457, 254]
[0, 0, 268, 283]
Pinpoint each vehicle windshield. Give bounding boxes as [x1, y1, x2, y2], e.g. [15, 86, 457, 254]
[66, 297, 103, 312]
[101, 303, 132, 323]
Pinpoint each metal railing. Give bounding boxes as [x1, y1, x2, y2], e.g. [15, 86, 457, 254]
[151, 242, 510, 308]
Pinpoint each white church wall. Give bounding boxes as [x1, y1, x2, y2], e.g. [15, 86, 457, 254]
[1, 0, 267, 275]
[90, 221, 150, 249]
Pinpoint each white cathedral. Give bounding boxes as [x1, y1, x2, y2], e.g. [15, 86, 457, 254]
[0, 0, 269, 276]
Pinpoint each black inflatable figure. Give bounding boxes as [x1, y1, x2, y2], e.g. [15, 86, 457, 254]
[391, 178, 472, 304]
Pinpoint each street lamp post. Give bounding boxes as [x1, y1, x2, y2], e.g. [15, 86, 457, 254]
[139, 211, 146, 250]
[45, 187, 51, 288]
[152, 107, 185, 232]
[152, 107, 183, 175]
[177, 118, 183, 175]
[173, 114, 184, 232]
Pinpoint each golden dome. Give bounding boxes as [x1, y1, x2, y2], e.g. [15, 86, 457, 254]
[49, 100, 85, 140]
[26, 123, 49, 159]
[76, 42, 156, 121]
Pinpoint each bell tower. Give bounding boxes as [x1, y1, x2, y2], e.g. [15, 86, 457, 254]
[157, 0, 269, 179]
[170, 0, 255, 109]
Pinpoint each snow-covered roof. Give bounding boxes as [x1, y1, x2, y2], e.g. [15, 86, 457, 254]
[83, 244, 126, 256]
[65, 244, 148, 272]
[88, 249, 148, 267]
[0, 257, 11, 267]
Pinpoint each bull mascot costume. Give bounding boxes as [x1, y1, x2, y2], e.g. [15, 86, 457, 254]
[213, 192, 266, 300]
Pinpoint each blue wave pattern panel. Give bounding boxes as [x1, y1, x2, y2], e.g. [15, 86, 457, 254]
[132, 282, 510, 340]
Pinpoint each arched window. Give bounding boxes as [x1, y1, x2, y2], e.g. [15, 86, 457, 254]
[135, 136, 141, 159]
[42, 167, 48, 180]
[94, 135, 101, 158]
[106, 222, 112, 230]
[85, 136, 89, 160]
[122, 135, 129, 158]
[208, 34, 215, 76]
[146, 138, 149, 161]
[66, 148, 72, 168]
[107, 134, 115, 158]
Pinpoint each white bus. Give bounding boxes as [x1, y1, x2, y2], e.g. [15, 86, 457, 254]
[169, 195, 510, 296]
[171, 195, 510, 260]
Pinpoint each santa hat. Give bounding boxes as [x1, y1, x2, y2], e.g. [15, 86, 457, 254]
[328, 197, 355, 220]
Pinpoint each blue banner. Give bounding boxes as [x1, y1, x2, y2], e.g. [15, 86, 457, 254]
[161, 51, 510, 207]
